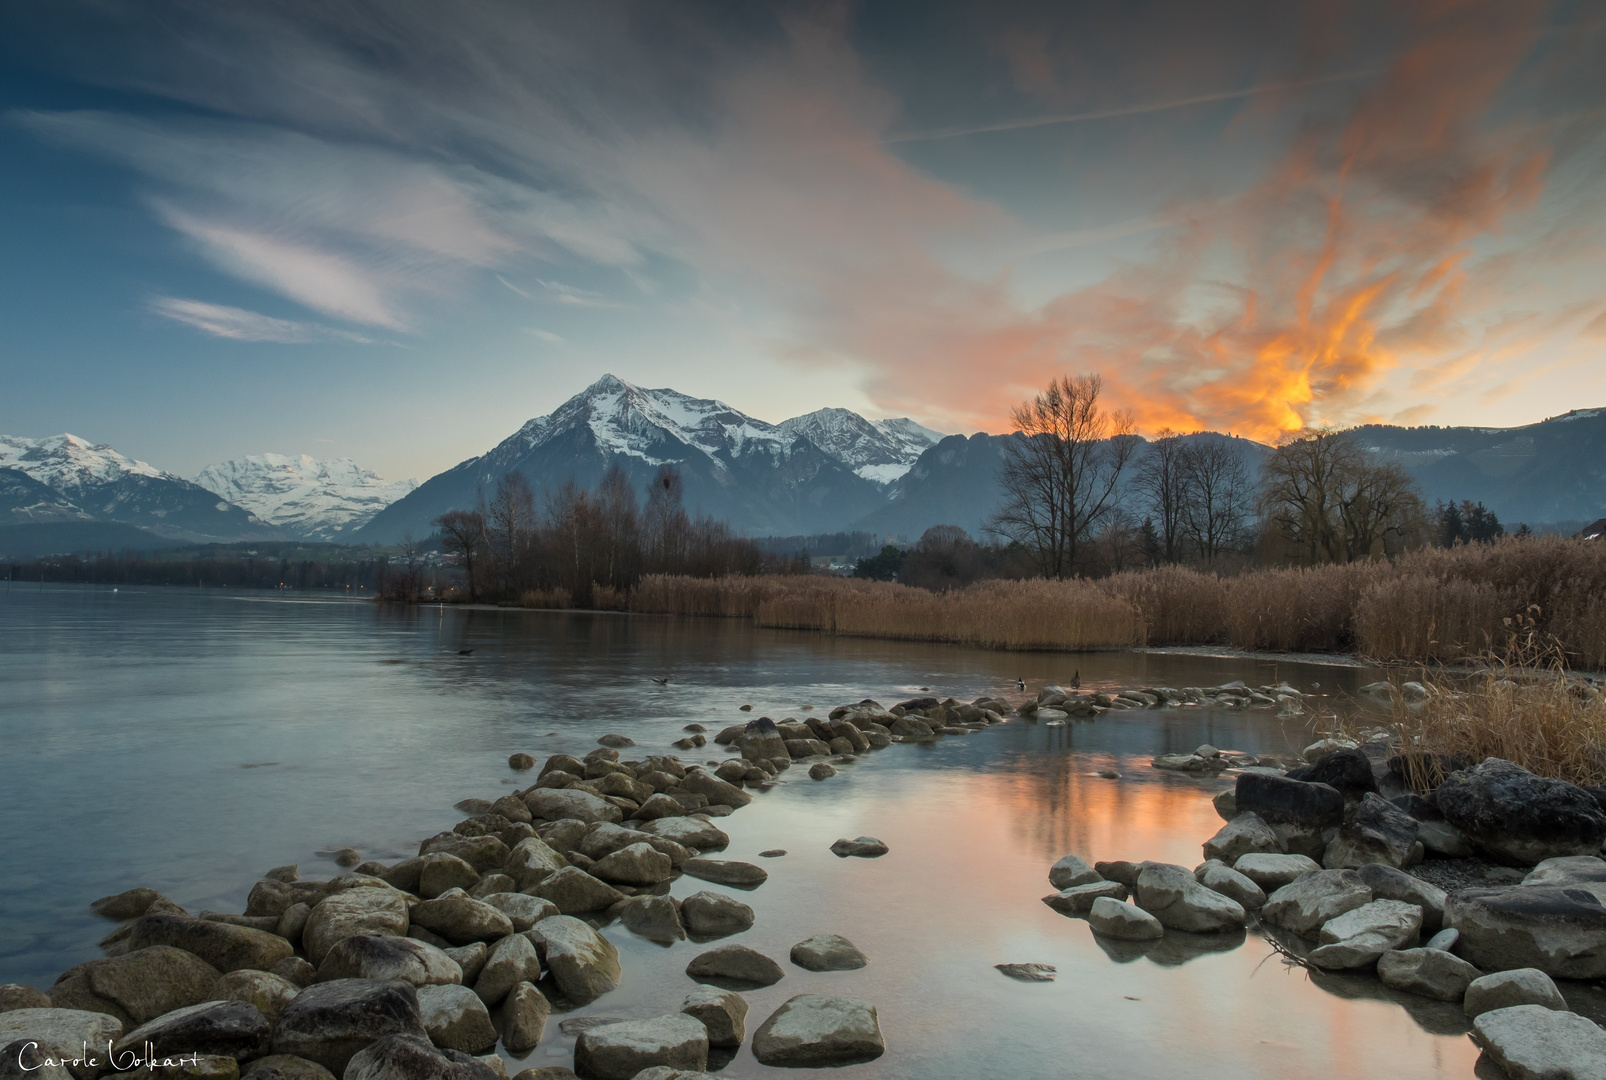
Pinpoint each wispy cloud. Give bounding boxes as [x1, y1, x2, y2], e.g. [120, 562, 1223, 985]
[535, 280, 617, 308]
[525, 328, 564, 343]
[148, 296, 373, 343]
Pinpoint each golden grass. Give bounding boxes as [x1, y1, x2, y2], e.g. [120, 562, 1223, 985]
[517, 587, 573, 609]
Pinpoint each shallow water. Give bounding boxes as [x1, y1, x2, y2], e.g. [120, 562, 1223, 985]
[0, 585, 1482, 1079]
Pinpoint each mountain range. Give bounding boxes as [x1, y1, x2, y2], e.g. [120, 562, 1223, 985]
[192, 454, 418, 541]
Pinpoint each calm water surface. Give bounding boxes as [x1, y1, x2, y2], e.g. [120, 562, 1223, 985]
[0, 585, 1481, 1079]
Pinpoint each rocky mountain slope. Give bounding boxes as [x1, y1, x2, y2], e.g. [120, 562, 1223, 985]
[193, 454, 418, 541]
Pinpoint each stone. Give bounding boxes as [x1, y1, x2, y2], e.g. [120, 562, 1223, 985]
[597, 734, 635, 748]
[751, 995, 884, 1068]
[590, 843, 672, 886]
[680, 859, 766, 889]
[1425, 928, 1459, 952]
[632, 794, 686, 821]
[239, 1054, 335, 1080]
[0, 985, 52, 1013]
[1444, 885, 1606, 979]
[994, 964, 1056, 982]
[85, 946, 221, 1024]
[1041, 881, 1128, 916]
[502, 837, 569, 891]
[301, 890, 410, 967]
[531, 916, 620, 1002]
[1046, 854, 1100, 890]
[419, 836, 511, 875]
[1260, 869, 1373, 936]
[508, 754, 536, 771]
[278, 904, 312, 945]
[112, 1001, 270, 1062]
[676, 772, 752, 809]
[1522, 855, 1606, 887]
[789, 935, 867, 972]
[478, 893, 557, 934]
[1133, 862, 1246, 933]
[1415, 818, 1478, 859]
[1436, 758, 1606, 865]
[317, 935, 462, 987]
[495, 982, 549, 1054]
[1234, 773, 1344, 828]
[807, 762, 837, 781]
[510, 1071, 576, 1080]
[1464, 969, 1570, 1018]
[680, 988, 745, 1048]
[343, 1034, 499, 1080]
[91, 888, 164, 920]
[686, 945, 785, 989]
[1093, 861, 1141, 889]
[1322, 794, 1420, 870]
[679, 892, 754, 939]
[1203, 813, 1282, 864]
[0, 1009, 124, 1079]
[1357, 863, 1446, 932]
[409, 892, 514, 946]
[829, 837, 887, 858]
[1376, 948, 1481, 1001]
[1308, 898, 1423, 970]
[1298, 748, 1377, 797]
[1232, 853, 1321, 891]
[418, 855, 481, 900]
[272, 958, 317, 988]
[269, 978, 426, 1074]
[1195, 862, 1266, 909]
[523, 790, 624, 826]
[214, 970, 299, 1023]
[1086, 897, 1164, 941]
[415, 985, 497, 1054]
[1212, 790, 1237, 821]
[616, 895, 685, 943]
[637, 818, 728, 852]
[573, 1015, 708, 1080]
[529, 868, 625, 914]
[126, 915, 294, 974]
[1472, 1005, 1606, 1080]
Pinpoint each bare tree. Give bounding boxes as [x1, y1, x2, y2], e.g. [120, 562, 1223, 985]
[1260, 429, 1424, 563]
[486, 472, 536, 592]
[434, 509, 486, 600]
[643, 464, 689, 574]
[1132, 429, 1188, 562]
[989, 374, 1138, 578]
[1178, 439, 1253, 564]
[595, 463, 639, 589]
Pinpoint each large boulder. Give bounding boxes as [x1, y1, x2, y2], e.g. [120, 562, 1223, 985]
[685, 945, 784, 989]
[1522, 856, 1606, 887]
[126, 915, 294, 974]
[789, 935, 868, 972]
[471, 935, 541, 1006]
[1232, 853, 1321, 891]
[737, 718, 788, 765]
[530, 917, 620, 1003]
[590, 843, 672, 887]
[1308, 899, 1423, 970]
[269, 979, 426, 1074]
[343, 1033, 499, 1080]
[616, 895, 685, 943]
[1294, 748, 1377, 797]
[408, 893, 513, 946]
[1133, 863, 1245, 933]
[680, 988, 746, 1048]
[317, 936, 461, 987]
[522, 790, 623, 826]
[680, 860, 766, 889]
[1435, 758, 1606, 866]
[1041, 881, 1128, 916]
[0, 1009, 124, 1080]
[112, 1001, 270, 1062]
[1260, 869, 1373, 937]
[415, 986, 497, 1055]
[636, 818, 728, 852]
[303, 891, 410, 967]
[1202, 813, 1282, 864]
[503, 838, 569, 891]
[676, 772, 752, 810]
[1444, 885, 1606, 979]
[1358, 864, 1446, 932]
[496, 982, 549, 1055]
[1195, 862, 1266, 909]
[1085, 898, 1163, 941]
[1464, 969, 1569, 1018]
[1376, 948, 1481, 1001]
[1046, 855, 1100, 890]
[750, 996, 884, 1068]
[1322, 794, 1420, 870]
[86, 946, 221, 1024]
[1234, 773, 1343, 828]
[1471, 1005, 1606, 1080]
[572, 1015, 708, 1080]
[213, 971, 299, 1023]
[679, 893, 754, 939]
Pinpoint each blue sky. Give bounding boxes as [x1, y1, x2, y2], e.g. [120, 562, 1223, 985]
[2, 1, 1604, 483]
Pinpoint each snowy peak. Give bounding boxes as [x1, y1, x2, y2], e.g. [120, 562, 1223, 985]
[193, 453, 418, 539]
[0, 433, 164, 494]
[778, 407, 945, 484]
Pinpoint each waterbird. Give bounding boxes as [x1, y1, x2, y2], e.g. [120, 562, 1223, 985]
[652, 676, 671, 685]
[1016, 677, 1025, 691]
[457, 648, 474, 655]
[1070, 670, 1081, 689]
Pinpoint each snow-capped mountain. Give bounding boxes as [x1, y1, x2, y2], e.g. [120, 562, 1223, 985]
[0, 466, 91, 523]
[0, 433, 276, 542]
[778, 408, 944, 484]
[193, 454, 418, 540]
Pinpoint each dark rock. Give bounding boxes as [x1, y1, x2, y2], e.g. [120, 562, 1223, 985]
[126, 915, 294, 974]
[87, 946, 221, 1023]
[1234, 773, 1344, 828]
[1323, 793, 1420, 869]
[113, 1001, 271, 1062]
[343, 1034, 499, 1080]
[1387, 750, 1471, 788]
[269, 978, 426, 1074]
[1444, 885, 1606, 979]
[829, 837, 888, 858]
[686, 945, 785, 989]
[91, 888, 164, 920]
[1299, 749, 1378, 797]
[1435, 758, 1606, 865]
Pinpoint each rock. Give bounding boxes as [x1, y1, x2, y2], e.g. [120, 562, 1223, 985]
[419, 836, 510, 875]
[1298, 748, 1377, 797]
[1415, 819, 1477, 859]
[1234, 773, 1344, 828]
[317, 935, 462, 987]
[751, 995, 884, 1068]
[591, 843, 672, 886]
[509, 1071, 576, 1080]
[502, 837, 569, 891]
[1086, 897, 1164, 941]
[680, 988, 745, 1048]
[523, 790, 624, 826]
[418, 854, 481, 900]
[1046, 854, 1100, 890]
[1260, 869, 1373, 936]
[807, 762, 837, 780]
[1093, 861, 1141, 889]
[409, 893, 514, 946]
[239, 1054, 335, 1080]
[632, 794, 687, 821]
[679, 892, 754, 939]
[1464, 969, 1569, 1017]
[470, 934, 539, 1007]
[1357, 863, 1446, 932]
[680, 859, 766, 889]
[573, 1015, 708, 1080]
[440, 944, 487, 989]
[1308, 898, 1423, 970]
[1471, 1005, 1606, 1080]
[478, 894, 557, 934]
[994, 964, 1056, 982]
[685, 945, 785, 989]
[1376, 948, 1481, 1001]
[302, 890, 410, 966]
[91, 888, 164, 920]
[616, 895, 685, 943]
[531, 916, 620, 1002]
[1444, 885, 1606, 979]
[272, 958, 318, 989]
[495, 982, 549, 1054]
[636, 817, 728, 852]
[343, 1034, 499, 1080]
[596, 734, 635, 748]
[1133, 862, 1246, 933]
[1323, 794, 1420, 870]
[415, 986, 497, 1054]
[529, 868, 625, 914]
[0, 985, 52, 1013]
[278, 903, 312, 944]
[1203, 813, 1282, 864]
[789, 935, 867, 972]
[676, 772, 752, 810]
[269, 979, 425, 1074]
[1212, 790, 1237, 821]
[85, 945, 221, 1023]
[112, 1001, 271, 1061]
[1522, 855, 1606, 887]
[829, 837, 887, 858]
[214, 970, 299, 1023]
[509, 754, 536, 771]
[126, 915, 294, 974]
[1232, 853, 1321, 891]
[1436, 758, 1606, 865]
[1195, 862, 1266, 909]
[1041, 881, 1129, 916]
[0, 1009, 124, 1080]
[736, 718, 787, 765]
[1425, 928, 1460, 952]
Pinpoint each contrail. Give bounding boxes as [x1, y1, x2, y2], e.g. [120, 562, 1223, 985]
[884, 69, 1378, 144]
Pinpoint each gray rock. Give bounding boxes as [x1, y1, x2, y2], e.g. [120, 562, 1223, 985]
[343, 1033, 499, 1080]
[1471, 1005, 1606, 1080]
[442, 945, 487, 987]
[738, 718, 788, 765]
[1047, 854, 1100, 890]
[1437, 758, 1606, 866]
[239, 1054, 335, 1080]
[1232, 853, 1321, 891]
[1323, 794, 1420, 870]
[271, 958, 317, 989]
[418, 854, 481, 900]
[91, 888, 164, 920]
[419, 836, 510, 875]
[616, 895, 685, 943]
[1376, 948, 1481, 1001]
[1464, 969, 1569, 1018]
[415, 986, 497, 1054]
[278, 903, 312, 945]
[680, 988, 745, 1048]
[789, 935, 867, 972]
[1234, 773, 1344, 828]
[495, 982, 549, 1055]
[636, 818, 728, 852]
[317, 935, 462, 987]
[829, 837, 887, 858]
[1308, 898, 1423, 970]
[1195, 862, 1266, 909]
[472, 934, 542, 1007]
[529, 868, 625, 914]
[573, 1015, 708, 1080]
[409, 892, 514, 946]
[808, 763, 837, 781]
[126, 915, 295, 974]
[523, 790, 624, 826]
[1093, 861, 1141, 889]
[1444, 885, 1606, 979]
[1424, 928, 1460, 952]
[86, 946, 221, 1024]
[1358, 863, 1446, 932]
[1415, 818, 1477, 859]
[0, 1009, 125, 1080]
[1133, 862, 1246, 933]
[1086, 897, 1164, 941]
[686, 945, 785, 989]
[1522, 855, 1606, 887]
[679, 892, 754, 940]
[477, 894, 557, 934]
[0, 985, 52, 1013]
[112, 1001, 270, 1062]
[680, 859, 766, 889]
[268, 978, 426, 1074]
[531, 916, 620, 1003]
[1212, 789, 1237, 822]
[1260, 869, 1373, 936]
[302, 890, 410, 966]
[1202, 813, 1282, 864]
[502, 838, 569, 891]
[1041, 881, 1128, 916]
[750, 995, 884, 1068]
[214, 970, 299, 1023]
[677, 772, 752, 809]
[590, 843, 672, 887]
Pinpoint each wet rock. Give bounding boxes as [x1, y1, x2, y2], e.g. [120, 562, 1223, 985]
[616, 895, 685, 943]
[1471, 1005, 1606, 1080]
[829, 837, 887, 859]
[679, 892, 754, 940]
[677, 772, 752, 810]
[278, 903, 312, 944]
[1296, 748, 1377, 798]
[1234, 773, 1344, 828]
[1323, 794, 1420, 870]
[1376, 948, 1481, 1001]
[410, 892, 514, 946]
[1133, 862, 1246, 933]
[1436, 758, 1606, 866]
[495, 982, 549, 1055]
[637, 817, 728, 852]
[1424, 927, 1459, 952]
[1260, 869, 1373, 936]
[789, 935, 867, 972]
[302, 889, 410, 966]
[591, 843, 672, 887]
[214, 970, 299, 1023]
[1232, 853, 1321, 891]
[1047, 854, 1100, 890]
[239, 1054, 335, 1080]
[529, 868, 625, 914]
[1444, 885, 1606, 979]
[418, 854, 481, 900]
[1308, 898, 1423, 970]
[680, 859, 766, 889]
[1203, 813, 1282, 864]
[573, 1015, 708, 1080]
[750, 995, 884, 1068]
[269, 979, 425, 1074]
[0, 1009, 125, 1080]
[807, 763, 837, 781]
[1358, 863, 1446, 932]
[127, 914, 294, 974]
[472, 934, 541, 1007]
[479, 894, 557, 934]
[686, 945, 784, 989]
[1093, 861, 1141, 889]
[1041, 881, 1128, 916]
[419, 836, 511, 875]
[112, 1001, 271, 1062]
[1195, 861, 1266, 909]
[994, 964, 1056, 982]
[523, 790, 624, 826]
[271, 958, 317, 989]
[502, 837, 569, 891]
[441, 944, 487, 987]
[317, 935, 462, 987]
[531, 916, 620, 1002]
[416, 985, 497, 1054]
[1522, 855, 1606, 887]
[1212, 790, 1237, 822]
[91, 888, 164, 920]
[1464, 969, 1569, 1017]
[85, 945, 221, 1024]
[1086, 897, 1164, 941]
[343, 1033, 499, 1080]
[680, 988, 745, 1048]
[632, 794, 687, 821]
[508, 754, 536, 771]
[0, 985, 52, 1012]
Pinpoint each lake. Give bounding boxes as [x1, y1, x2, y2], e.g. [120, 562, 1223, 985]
[0, 584, 1483, 1079]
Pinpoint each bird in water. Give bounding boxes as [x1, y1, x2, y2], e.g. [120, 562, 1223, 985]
[1016, 677, 1025, 692]
[1070, 670, 1081, 689]
[652, 676, 671, 685]
[457, 648, 474, 656]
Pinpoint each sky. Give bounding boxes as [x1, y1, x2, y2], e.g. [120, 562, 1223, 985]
[2, 0, 1604, 483]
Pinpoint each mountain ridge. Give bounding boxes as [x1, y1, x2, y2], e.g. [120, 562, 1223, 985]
[192, 453, 418, 540]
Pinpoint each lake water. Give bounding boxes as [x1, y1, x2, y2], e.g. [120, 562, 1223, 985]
[0, 584, 1485, 1079]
